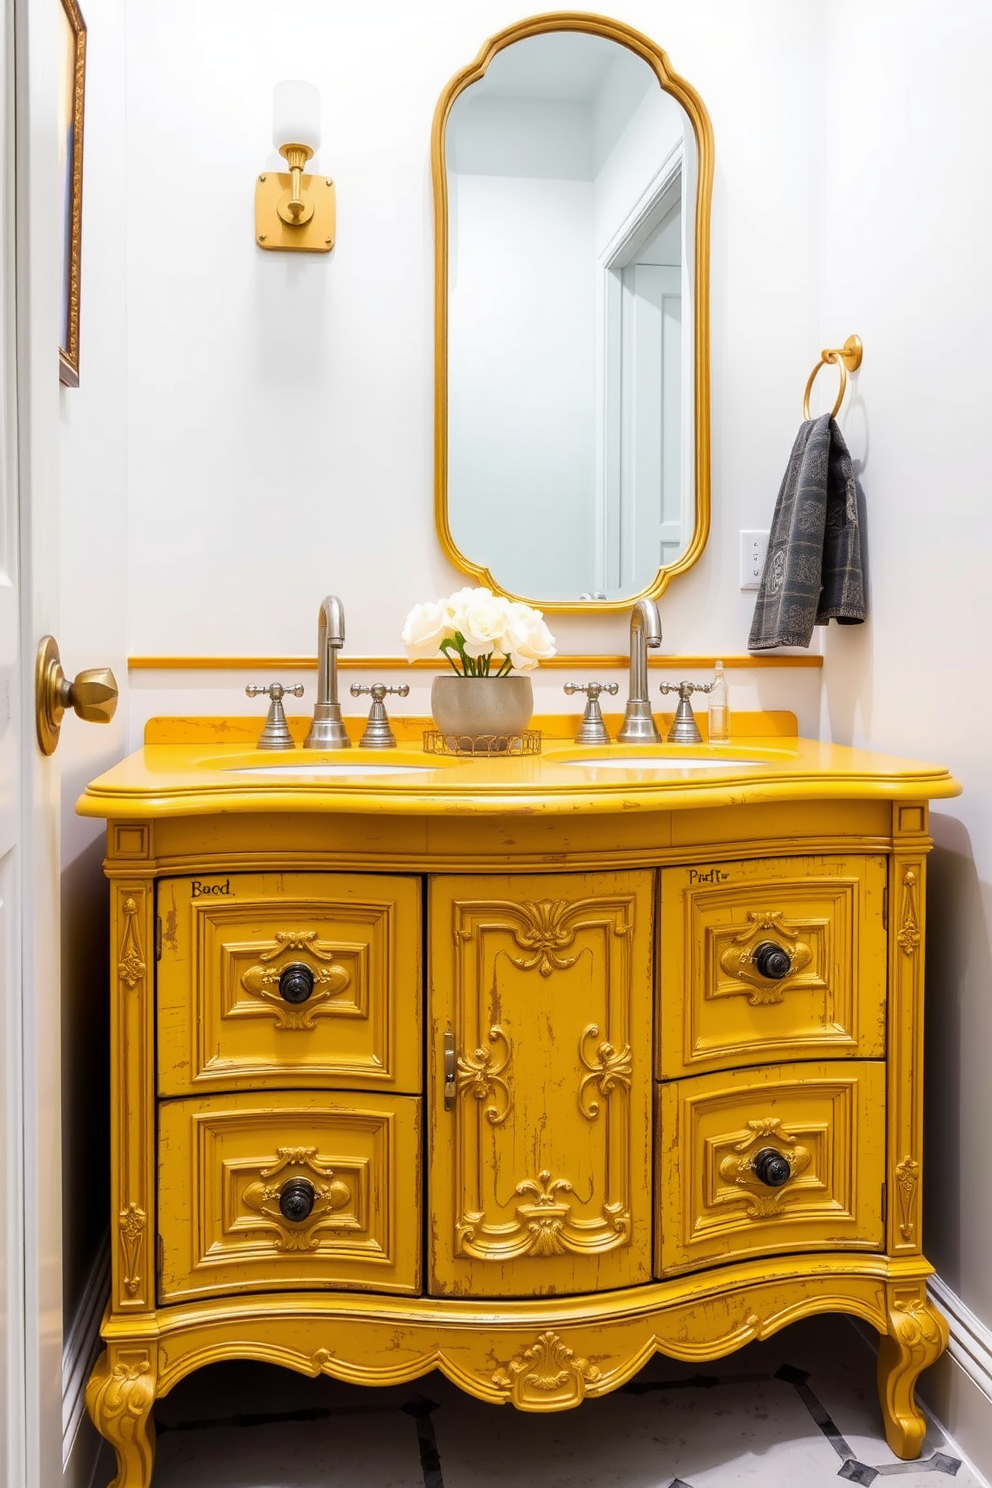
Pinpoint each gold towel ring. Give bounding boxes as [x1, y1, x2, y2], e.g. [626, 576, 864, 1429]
[803, 334, 863, 419]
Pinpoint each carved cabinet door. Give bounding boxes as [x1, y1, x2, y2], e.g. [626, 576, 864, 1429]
[428, 870, 654, 1296]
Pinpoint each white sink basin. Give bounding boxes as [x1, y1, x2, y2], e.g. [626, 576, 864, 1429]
[227, 763, 435, 778]
[567, 755, 765, 772]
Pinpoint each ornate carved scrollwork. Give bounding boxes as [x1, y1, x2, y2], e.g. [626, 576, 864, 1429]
[508, 900, 581, 975]
[578, 1024, 632, 1119]
[717, 1118, 811, 1216]
[85, 1347, 157, 1488]
[456, 1025, 511, 1125]
[240, 929, 350, 1028]
[718, 912, 812, 1003]
[878, 1283, 949, 1458]
[117, 896, 146, 989]
[492, 1330, 602, 1409]
[457, 1168, 629, 1261]
[241, 1147, 351, 1250]
[897, 871, 921, 956]
[118, 1202, 147, 1296]
[895, 1155, 920, 1241]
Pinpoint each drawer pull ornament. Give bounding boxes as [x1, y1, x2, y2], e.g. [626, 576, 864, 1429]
[718, 1118, 811, 1216]
[241, 936, 350, 1029]
[279, 1177, 317, 1223]
[278, 962, 315, 1005]
[751, 1147, 792, 1187]
[719, 912, 812, 1003]
[242, 1147, 352, 1249]
[752, 942, 792, 980]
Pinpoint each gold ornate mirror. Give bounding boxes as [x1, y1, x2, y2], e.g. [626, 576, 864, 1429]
[432, 13, 713, 613]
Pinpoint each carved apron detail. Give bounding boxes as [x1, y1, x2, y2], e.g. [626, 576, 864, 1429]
[492, 1331, 602, 1409]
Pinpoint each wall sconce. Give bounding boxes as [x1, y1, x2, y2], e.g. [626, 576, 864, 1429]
[255, 80, 335, 253]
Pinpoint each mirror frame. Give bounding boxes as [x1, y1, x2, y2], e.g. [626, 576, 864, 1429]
[432, 11, 714, 614]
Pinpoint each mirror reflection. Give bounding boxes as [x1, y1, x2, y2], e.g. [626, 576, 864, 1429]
[439, 24, 707, 607]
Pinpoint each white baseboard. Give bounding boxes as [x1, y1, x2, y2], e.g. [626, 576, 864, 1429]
[929, 1275, 992, 1406]
[62, 1234, 110, 1472]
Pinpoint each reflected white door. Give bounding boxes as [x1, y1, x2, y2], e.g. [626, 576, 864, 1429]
[619, 263, 682, 590]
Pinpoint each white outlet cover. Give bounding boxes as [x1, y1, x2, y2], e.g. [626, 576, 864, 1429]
[740, 530, 769, 590]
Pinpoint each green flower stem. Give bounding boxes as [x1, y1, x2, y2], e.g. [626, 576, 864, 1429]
[438, 632, 517, 677]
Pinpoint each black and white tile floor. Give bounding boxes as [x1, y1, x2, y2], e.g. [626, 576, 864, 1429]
[91, 1317, 988, 1488]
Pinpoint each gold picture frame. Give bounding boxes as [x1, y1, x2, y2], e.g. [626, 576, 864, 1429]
[58, 0, 86, 388]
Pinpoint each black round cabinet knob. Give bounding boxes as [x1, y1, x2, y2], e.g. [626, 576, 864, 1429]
[753, 941, 792, 980]
[752, 1148, 792, 1188]
[278, 1177, 316, 1223]
[279, 961, 315, 1004]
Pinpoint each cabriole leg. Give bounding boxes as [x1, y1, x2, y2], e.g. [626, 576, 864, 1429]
[85, 1345, 157, 1488]
[877, 1283, 948, 1459]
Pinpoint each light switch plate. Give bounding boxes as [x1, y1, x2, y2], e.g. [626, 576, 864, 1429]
[740, 530, 769, 590]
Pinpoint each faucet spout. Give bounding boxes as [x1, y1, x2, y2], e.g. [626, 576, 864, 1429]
[303, 595, 351, 749]
[617, 598, 663, 744]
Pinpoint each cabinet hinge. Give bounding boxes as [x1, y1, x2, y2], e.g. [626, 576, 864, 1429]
[155, 917, 163, 960]
[157, 1234, 164, 1277]
[882, 887, 888, 932]
[881, 1182, 887, 1228]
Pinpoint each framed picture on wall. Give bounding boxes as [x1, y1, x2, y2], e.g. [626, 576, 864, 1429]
[58, 0, 86, 388]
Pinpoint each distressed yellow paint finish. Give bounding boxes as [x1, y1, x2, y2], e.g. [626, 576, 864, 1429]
[82, 722, 962, 1484]
[158, 1090, 421, 1301]
[658, 1061, 886, 1273]
[428, 871, 654, 1297]
[658, 854, 888, 1077]
[157, 871, 421, 1096]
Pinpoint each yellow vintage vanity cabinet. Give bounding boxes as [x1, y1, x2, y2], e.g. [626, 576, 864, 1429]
[80, 724, 959, 1487]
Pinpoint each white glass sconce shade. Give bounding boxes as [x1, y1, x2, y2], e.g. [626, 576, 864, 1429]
[272, 80, 321, 152]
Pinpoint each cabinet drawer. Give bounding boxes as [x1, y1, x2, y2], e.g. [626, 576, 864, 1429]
[158, 1091, 420, 1301]
[658, 855, 887, 1077]
[157, 872, 421, 1095]
[656, 1060, 885, 1274]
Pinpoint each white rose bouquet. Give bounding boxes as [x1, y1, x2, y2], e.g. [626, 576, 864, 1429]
[402, 587, 556, 675]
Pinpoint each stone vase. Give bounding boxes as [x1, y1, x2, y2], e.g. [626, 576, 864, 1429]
[430, 675, 534, 746]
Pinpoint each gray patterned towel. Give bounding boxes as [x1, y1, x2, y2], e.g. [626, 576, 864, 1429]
[748, 413, 866, 650]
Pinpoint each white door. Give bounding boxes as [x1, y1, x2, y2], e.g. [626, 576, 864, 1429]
[6, 0, 68, 1483]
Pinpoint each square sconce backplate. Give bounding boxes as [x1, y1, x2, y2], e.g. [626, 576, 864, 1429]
[255, 171, 336, 253]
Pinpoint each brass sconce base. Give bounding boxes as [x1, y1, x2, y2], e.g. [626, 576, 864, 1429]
[255, 172, 336, 253]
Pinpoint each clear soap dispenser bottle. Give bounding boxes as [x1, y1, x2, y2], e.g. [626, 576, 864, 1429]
[708, 660, 730, 742]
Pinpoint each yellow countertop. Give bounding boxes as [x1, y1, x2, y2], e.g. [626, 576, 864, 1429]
[77, 716, 961, 821]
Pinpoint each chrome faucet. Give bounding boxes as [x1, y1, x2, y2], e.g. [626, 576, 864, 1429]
[617, 598, 663, 743]
[303, 595, 351, 749]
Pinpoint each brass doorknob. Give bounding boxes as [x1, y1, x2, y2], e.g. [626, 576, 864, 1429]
[36, 635, 119, 755]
